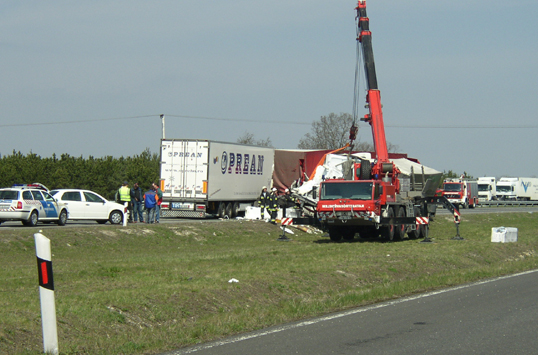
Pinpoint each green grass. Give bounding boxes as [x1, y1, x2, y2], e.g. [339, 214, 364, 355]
[1, 212, 538, 354]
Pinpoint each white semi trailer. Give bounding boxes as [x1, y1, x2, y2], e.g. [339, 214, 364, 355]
[159, 139, 274, 218]
[496, 177, 538, 201]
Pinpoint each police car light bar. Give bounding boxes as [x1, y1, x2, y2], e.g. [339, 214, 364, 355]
[12, 183, 49, 191]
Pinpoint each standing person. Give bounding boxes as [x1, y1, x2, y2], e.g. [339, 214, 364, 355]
[116, 181, 133, 223]
[268, 187, 279, 224]
[152, 182, 163, 223]
[279, 188, 294, 218]
[258, 186, 269, 220]
[130, 182, 144, 223]
[144, 185, 158, 224]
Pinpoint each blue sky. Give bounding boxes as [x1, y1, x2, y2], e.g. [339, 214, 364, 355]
[1, 1, 537, 178]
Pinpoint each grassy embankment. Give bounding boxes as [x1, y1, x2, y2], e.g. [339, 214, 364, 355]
[1, 212, 537, 354]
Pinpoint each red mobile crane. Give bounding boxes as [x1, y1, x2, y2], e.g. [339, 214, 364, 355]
[292, 1, 460, 242]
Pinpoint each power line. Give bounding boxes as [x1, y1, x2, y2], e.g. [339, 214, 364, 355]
[0, 115, 156, 127]
[0, 113, 536, 129]
[385, 124, 538, 129]
[164, 114, 311, 126]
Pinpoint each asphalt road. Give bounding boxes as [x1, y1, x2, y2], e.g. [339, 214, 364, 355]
[165, 270, 538, 355]
[1, 205, 537, 230]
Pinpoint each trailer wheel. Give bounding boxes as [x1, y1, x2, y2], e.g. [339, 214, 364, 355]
[232, 202, 240, 217]
[394, 206, 406, 240]
[217, 202, 225, 218]
[328, 227, 343, 242]
[224, 202, 233, 219]
[381, 207, 395, 241]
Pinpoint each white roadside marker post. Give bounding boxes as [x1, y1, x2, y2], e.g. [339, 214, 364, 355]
[123, 202, 129, 227]
[34, 232, 59, 355]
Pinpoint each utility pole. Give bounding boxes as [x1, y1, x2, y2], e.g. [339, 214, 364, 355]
[160, 114, 165, 140]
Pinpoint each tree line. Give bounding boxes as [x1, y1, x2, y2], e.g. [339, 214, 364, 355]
[0, 148, 160, 201]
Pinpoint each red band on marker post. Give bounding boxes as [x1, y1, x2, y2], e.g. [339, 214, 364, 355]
[41, 262, 48, 284]
[37, 257, 54, 290]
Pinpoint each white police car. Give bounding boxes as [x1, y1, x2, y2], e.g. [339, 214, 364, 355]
[0, 184, 68, 226]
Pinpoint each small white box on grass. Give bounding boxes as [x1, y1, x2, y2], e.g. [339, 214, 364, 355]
[491, 227, 518, 243]
[245, 206, 264, 220]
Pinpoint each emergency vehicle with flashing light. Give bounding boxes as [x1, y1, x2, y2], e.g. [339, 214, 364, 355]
[0, 184, 68, 226]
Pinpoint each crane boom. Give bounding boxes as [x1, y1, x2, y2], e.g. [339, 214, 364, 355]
[356, 1, 390, 167]
[291, 1, 462, 243]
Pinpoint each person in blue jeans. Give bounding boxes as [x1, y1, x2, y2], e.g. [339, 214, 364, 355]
[144, 185, 158, 223]
[152, 182, 163, 223]
[130, 182, 144, 223]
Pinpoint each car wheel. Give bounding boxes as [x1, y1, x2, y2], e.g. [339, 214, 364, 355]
[57, 209, 67, 226]
[109, 210, 123, 225]
[26, 211, 39, 227]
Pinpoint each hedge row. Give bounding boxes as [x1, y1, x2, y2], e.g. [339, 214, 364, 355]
[0, 148, 160, 201]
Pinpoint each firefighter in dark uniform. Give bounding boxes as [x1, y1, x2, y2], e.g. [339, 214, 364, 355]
[258, 186, 269, 219]
[279, 188, 294, 218]
[268, 187, 279, 224]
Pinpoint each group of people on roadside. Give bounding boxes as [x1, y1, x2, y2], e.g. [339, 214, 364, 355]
[116, 182, 163, 224]
[258, 186, 294, 224]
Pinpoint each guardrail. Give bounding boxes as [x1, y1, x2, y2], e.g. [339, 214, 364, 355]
[477, 200, 538, 207]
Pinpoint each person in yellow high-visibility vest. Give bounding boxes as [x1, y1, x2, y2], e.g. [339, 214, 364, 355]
[116, 181, 133, 223]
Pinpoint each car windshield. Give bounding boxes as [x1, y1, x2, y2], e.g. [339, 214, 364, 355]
[320, 181, 373, 200]
[443, 183, 462, 192]
[477, 184, 489, 192]
[0, 190, 19, 200]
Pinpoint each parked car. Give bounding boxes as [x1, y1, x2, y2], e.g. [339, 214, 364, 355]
[50, 189, 125, 224]
[0, 184, 68, 226]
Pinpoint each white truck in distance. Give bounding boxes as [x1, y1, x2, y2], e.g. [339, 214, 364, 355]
[496, 177, 538, 201]
[477, 177, 496, 201]
[159, 139, 274, 218]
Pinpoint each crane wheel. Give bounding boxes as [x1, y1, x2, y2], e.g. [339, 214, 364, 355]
[381, 207, 395, 241]
[328, 227, 343, 242]
[394, 206, 406, 240]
